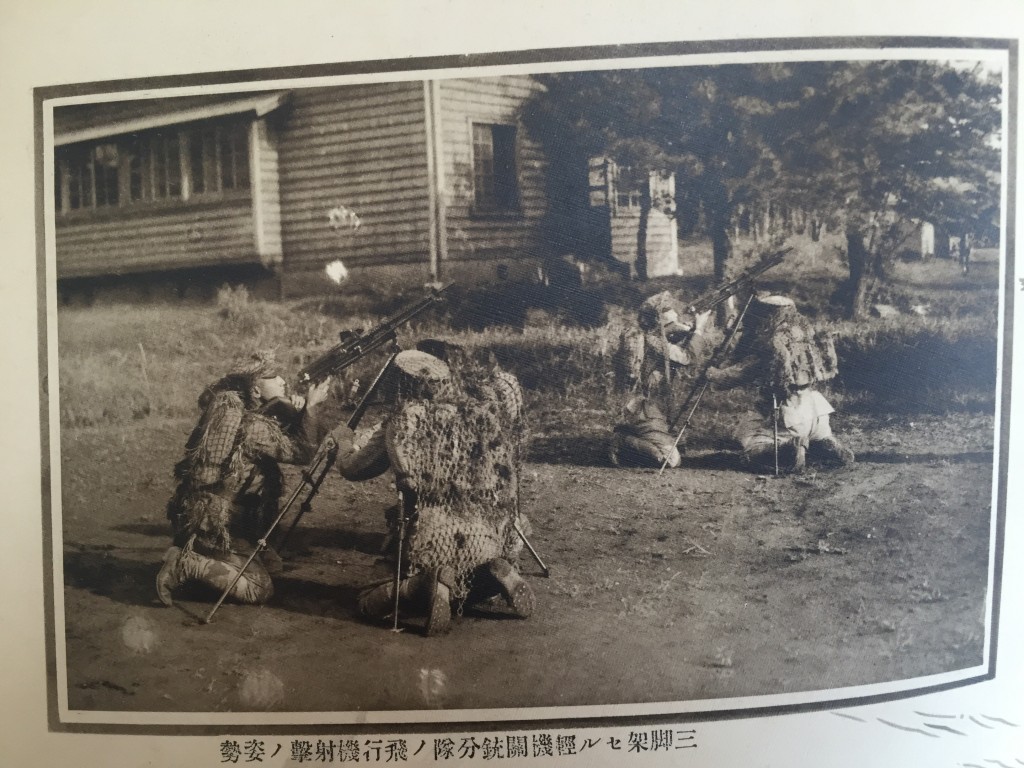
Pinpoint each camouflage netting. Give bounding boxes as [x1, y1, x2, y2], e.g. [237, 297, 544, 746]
[762, 308, 839, 389]
[613, 290, 705, 396]
[384, 368, 526, 601]
[613, 329, 647, 392]
[168, 390, 290, 552]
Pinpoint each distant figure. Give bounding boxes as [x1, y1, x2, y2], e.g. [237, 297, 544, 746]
[157, 353, 332, 606]
[959, 234, 973, 275]
[707, 295, 854, 473]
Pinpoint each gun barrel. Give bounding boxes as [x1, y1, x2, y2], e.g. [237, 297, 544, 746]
[297, 284, 451, 384]
[686, 248, 791, 314]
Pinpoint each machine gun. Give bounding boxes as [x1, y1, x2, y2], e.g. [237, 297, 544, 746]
[684, 247, 792, 316]
[297, 283, 452, 385]
[655, 247, 793, 473]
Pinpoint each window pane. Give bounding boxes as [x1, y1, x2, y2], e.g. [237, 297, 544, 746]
[233, 125, 249, 190]
[219, 128, 235, 190]
[68, 162, 81, 209]
[492, 125, 518, 210]
[93, 144, 119, 207]
[473, 123, 495, 207]
[82, 159, 94, 208]
[129, 142, 143, 202]
[153, 136, 167, 199]
[167, 136, 181, 197]
[54, 163, 62, 212]
[189, 130, 206, 194]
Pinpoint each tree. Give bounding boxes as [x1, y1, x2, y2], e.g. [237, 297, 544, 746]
[525, 60, 1002, 319]
[525, 64, 833, 287]
[779, 60, 1002, 317]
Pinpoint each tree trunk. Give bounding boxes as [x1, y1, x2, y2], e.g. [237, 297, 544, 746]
[635, 180, 650, 281]
[710, 208, 733, 325]
[847, 229, 870, 319]
[934, 225, 950, 260]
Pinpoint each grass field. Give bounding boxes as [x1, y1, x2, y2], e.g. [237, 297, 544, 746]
[52, 234, 1003, 714]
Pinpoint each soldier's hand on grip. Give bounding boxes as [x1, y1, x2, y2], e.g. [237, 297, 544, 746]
[305, 378, 332, 409]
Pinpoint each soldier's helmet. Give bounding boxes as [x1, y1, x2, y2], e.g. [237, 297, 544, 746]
[394, 350, 451, 381]
[389, 350, 452, 402]
[638, 290, 695, 337]
[200, 351, 281, 409]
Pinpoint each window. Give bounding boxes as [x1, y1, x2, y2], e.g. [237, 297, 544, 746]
[149, 132, 182, 200]
[189, 123, 250, 196]
[63, 143, 120, 211]
[616, 191, 642, 210]
[472, 123, 519, 212]
[55, 119, 250, 214]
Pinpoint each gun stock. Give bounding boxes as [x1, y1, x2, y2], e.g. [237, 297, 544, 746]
[298, 284, 451, 385]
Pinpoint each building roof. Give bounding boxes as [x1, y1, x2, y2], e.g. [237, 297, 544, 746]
[53, 90, 291, 146]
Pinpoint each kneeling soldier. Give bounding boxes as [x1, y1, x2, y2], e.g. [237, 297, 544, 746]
[336, 349, 534, 635]
[610, 291, 711, 468]
[156, 353, 331, 606]
[707, 294, 854, 472]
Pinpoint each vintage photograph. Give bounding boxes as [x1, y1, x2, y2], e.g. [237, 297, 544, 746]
[44, 45, 1009, 722]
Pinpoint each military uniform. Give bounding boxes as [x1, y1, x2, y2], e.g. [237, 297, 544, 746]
[157, 358, 330, 606]
[342, 348, 534, 635]
[610, 291, 707, 468]
[709, 295, 854, 472]
[609, 396, 681, 469]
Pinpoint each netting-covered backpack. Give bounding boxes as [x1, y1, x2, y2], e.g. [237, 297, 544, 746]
[384, 375, 525, 602]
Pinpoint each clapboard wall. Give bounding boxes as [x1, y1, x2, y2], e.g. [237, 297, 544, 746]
[436, 76, 549, 267]
[55, 195, 256, 279]
[275, 82, 432, 276]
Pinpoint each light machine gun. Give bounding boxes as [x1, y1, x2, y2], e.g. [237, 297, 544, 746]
[656, 247, 792, 473]
[683, 246, 792, 316]
[298, 283, 452, 385]
[203, 287, 450, 624]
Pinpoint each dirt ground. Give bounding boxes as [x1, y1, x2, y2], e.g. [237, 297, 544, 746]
[58, 406, 994, 715]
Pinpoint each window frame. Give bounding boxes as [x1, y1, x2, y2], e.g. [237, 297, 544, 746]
[468, 120, 522, 218]
[55, 117, 252, 220]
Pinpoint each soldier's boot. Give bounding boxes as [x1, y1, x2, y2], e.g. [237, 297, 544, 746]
[359, 569, 453, 635]
[358, 578, 402, 619]
[816, 436, 855, 466]
[259, 544, 284, 576]
[484, 558, 535, 619]
[156, 546, 185, 607]
[424, 567, 456, 637]
[156, 544, 273, 607]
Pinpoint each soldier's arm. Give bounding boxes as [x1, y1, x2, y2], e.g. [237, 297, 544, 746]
[706, 357, 762, 388]
[334, 421, 391, 481]
[248, 391, 333, 466]
[278, 379, 334, 464]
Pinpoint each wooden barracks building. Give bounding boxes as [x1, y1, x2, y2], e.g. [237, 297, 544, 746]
[52, 76, 681, 301]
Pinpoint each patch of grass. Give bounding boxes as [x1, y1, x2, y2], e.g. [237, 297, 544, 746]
[55, 236, 1000, 430]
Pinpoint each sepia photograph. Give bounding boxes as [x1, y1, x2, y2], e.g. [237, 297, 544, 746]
[39, 41, 1011, 731]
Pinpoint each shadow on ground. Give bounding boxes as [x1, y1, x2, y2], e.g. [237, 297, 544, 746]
[529, 435, 611, 466]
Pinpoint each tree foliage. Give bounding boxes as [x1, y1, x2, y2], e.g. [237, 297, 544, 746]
[524, 59, 1002, 318]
